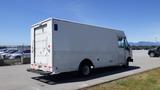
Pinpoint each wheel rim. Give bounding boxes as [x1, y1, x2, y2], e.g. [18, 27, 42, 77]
[150, 53, 154, 57]
[82, 65, 90, 75]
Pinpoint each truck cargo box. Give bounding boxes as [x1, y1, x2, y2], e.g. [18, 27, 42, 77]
[28, 18, 133, 76]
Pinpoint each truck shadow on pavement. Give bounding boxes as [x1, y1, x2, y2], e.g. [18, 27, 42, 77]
[32, 66, 140, 85]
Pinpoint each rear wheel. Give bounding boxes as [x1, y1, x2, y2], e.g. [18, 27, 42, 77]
[15, 56, 21, 59]
[79, 64, 92, 76]
[123, 60, 129, 68]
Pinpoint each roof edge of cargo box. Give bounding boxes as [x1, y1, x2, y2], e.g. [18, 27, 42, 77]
[54, 18, 126, 38]
[31, 17, 53, 27]
[32, 17, 120, 31]
[54, 18, 123, 32]
[31, 17, 125, 37]
[32, 17, 122, 31]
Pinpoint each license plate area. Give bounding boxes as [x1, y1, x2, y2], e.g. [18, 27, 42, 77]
[38, 65, 42, 68]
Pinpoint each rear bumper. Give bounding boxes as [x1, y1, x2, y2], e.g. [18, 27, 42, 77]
[27, 68, 52, 75]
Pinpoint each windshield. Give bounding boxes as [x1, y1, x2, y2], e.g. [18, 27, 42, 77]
[15, 51, 23, 53]
[13, 50, 30, 54]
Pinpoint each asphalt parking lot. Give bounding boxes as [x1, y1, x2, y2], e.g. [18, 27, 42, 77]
[0, 50, 160, 90]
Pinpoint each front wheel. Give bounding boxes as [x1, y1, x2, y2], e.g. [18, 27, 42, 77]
[123, 60, 129, 68]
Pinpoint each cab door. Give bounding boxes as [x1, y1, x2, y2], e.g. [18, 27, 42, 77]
[117, 38, 126, 64]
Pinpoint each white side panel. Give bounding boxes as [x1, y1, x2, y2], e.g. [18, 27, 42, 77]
[53, 19, 126, 73]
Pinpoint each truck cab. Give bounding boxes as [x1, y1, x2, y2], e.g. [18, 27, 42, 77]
[118, 37, 133, 66]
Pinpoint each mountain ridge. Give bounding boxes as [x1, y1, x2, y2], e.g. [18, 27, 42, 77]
[129, 41, 160, 46]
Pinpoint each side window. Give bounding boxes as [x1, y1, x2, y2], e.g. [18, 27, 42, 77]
[124, 38, 129, 48]
[54, 24, 58, 31]
[118, 38, 125, 48]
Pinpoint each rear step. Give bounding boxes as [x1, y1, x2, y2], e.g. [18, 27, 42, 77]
[27, 68, 52, 76]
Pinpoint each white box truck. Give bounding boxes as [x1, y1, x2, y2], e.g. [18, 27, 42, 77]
[27, 18, 133, 76]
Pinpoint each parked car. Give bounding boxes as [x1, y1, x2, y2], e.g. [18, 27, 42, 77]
[148, 46, 160, 57]
[0, 55, 2, 60]
[0, 52, 4, 55]
[0, 49, 7, 53]
[1, 50, 18, 59]
[9, 50, 30, 59]
[0, 49, 7, 55]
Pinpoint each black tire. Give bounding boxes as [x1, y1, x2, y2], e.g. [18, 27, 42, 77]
[79, 63, 92, 76]
[2, 55, 5, 60]
[123, 60, 129, 68]
[15, 56, 21, 60]
[149, 52, 155, 57]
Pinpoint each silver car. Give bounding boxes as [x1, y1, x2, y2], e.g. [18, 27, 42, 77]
[9, 50, 30, 59]
[1, 50, 18, 59]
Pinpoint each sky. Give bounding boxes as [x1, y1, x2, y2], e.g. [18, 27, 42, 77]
[0, 0, 160, 45]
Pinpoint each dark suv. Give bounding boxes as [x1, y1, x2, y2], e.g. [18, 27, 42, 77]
[148, 47, 160, 57]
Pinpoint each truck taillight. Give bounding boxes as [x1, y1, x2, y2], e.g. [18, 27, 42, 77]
[48, 66, 52, 68]
[48, 66, 52, 71]
[48, 45, 50, 48]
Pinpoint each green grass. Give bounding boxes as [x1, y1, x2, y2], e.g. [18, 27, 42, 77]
[81, 68, 160, 90]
